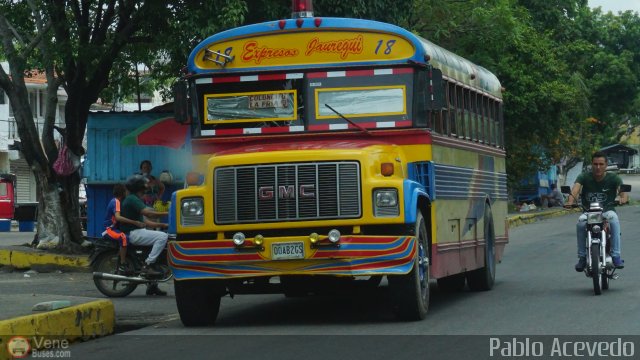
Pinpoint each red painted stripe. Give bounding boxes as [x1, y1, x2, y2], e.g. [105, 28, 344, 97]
[213, 76, 241, 83]
[258, 73, 286, 81]
[261, 126, 292, 134]
[171, 250, 263, 262]
[309, 252, 415, 272]
[170, 260, 262, 275]
[313, 240, 411, 259]
[214, 128, 244, 135]
[394, 120, 413, 127]
[307, 72, 327, 78]
[192, 129, 432, 154]
[393, 68, 414, 75]
[339, 236, 405, 244]
[346, 69, 374, 77]
[308, 124, 330, 131]
[174, 241, 235, 249]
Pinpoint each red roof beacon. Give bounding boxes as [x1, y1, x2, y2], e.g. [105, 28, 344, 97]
[291, 0, 314, 18]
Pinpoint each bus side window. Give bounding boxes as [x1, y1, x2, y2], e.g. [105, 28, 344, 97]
[414, 69, 428, 128]
[448, 82, 457, 137]
[456, 85, 464, 139]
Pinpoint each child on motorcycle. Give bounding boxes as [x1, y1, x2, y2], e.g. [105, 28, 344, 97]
[564, 151, 628, 271]
[102, 184, 146, 273]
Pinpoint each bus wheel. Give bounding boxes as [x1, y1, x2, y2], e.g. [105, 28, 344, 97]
[389, 210, 430, 320]
[467, 204, 496, 291]
[174, 279, 224, 326]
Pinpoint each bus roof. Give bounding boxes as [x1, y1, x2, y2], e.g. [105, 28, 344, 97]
[188, 17, 502, 98]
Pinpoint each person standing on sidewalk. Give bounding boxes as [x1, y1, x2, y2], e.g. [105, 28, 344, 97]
[138, 160, 165, 207]
[564, 151, 628, 271]
[120, 175, 169, 296]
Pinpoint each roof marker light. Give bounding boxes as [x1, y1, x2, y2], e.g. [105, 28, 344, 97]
[314, 18, 322, 27]
[296, 18, 304, 28]
[278, 20, 286, 29]
[292, 0, 314, 18]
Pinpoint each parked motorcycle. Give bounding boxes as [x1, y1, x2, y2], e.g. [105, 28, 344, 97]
[561, 184, 631, 295]
[91, 236, 172, 297]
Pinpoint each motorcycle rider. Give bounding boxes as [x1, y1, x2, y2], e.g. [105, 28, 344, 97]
[121, 175, 169, 295]
[564, 151, 628, 271]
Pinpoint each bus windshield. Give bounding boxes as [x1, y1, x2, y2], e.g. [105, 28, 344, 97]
[194, 68, 414, 136]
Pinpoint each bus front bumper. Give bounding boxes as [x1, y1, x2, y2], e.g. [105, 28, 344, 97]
[168, 235, 416, 280]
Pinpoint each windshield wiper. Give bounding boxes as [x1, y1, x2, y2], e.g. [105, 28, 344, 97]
[324, 104, 371, 136]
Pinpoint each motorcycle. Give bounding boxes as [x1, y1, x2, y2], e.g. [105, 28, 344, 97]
[561, 184, 631, 295]
[90, 236, 172, 297]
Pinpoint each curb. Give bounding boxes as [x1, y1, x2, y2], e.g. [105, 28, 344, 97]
[0, 246, 90, 272]
[0, 299, 114, 359]
[507, 208, 579, 228]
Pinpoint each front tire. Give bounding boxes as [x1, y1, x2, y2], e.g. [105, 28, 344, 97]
[174, 279, 224, 326]
[389, 210, 430, 321]
[467, 204, 496, 291]
[92, 252, 138, 298]
[591, 244, 602, 295]
[602, 270, 609, 290]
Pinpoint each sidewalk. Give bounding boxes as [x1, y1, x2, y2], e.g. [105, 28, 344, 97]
[0, 229, 113, 359]
[506, 206, 578, 228]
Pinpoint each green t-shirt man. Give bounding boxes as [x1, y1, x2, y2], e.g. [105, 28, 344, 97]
[575, 171, 622, 212]
[119, 194, 147, 233]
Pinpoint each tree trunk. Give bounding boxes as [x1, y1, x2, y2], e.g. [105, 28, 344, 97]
[34, 170, 85, 253]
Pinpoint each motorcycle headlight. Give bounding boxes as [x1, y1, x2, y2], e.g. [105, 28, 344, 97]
[587, 212, 604, 224]
[181, 197, 204, 226]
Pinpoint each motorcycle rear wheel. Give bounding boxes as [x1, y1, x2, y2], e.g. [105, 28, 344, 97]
[93, 252, 138, 297]
[590, 243, 602, 295]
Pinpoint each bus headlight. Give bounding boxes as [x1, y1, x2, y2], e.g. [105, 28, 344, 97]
[233, 232, 246, 246]
[328, 229, 341, 243]
[180, 197, 204, 226]
[373, 189, 399, 217]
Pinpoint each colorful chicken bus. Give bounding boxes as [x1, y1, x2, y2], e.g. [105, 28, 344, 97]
[170, 1, 507, 326]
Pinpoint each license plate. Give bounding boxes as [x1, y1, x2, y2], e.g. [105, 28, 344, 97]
[271, 242, 304, 260]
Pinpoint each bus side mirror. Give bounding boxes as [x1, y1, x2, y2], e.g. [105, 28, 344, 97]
[560, 186, 571, 194]
[424, 68, 444, 110]
[173, 80, 189, 124]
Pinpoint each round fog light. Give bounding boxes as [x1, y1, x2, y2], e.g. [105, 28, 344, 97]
[328, 229, 341, 243]
[233, 232, 246, 246]
[309, 232, 319, 244]
[254, 234, 264, 246]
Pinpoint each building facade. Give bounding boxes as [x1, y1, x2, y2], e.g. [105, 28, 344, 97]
[0, 62, 67, 203]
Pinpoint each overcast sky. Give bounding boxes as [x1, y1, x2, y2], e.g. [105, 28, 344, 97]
[588, 0, 640, 13]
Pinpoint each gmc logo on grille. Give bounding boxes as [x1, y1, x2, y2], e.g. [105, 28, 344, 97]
[258, 185, 315, 200]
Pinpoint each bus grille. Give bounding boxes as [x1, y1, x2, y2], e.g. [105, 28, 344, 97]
[215, 162, 361, 224]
